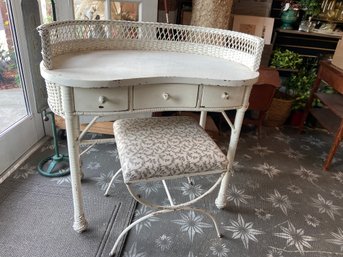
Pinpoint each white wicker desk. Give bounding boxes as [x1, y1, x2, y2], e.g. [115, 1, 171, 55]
[38, 20, 263, 233]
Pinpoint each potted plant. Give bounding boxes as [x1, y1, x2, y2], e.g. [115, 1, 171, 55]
[298, 0, 322, 32]
[265, 48, 304, 127]
[286, 64, 317, 125]
[299, 0, 321, 18]
[281, 0, 301, 29]
[270, 48, 303, 70]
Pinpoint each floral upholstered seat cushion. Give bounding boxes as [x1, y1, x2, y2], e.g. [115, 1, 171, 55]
[113, 116, 228, 184]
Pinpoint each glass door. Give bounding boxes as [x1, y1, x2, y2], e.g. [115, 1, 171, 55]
[0, 0, 44, 177]
[0, 2, 26, 135]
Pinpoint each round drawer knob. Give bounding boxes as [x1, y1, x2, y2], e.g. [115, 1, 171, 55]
[162, 92, 169, 100]
[221, 92, 230, 100]
[98, 96, 106, 104]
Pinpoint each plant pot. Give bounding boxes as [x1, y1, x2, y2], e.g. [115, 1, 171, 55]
[290, 110, 305, 127]
[281, 9, 298, 30]
[264, 97, 293, 127]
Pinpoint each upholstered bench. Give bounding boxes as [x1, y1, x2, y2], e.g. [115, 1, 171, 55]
[106, 116, 229, 256]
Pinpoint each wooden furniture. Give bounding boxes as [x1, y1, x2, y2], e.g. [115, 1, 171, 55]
[270, 0, 343, 31]
[176, 0, 192, 24]
[55, 115, 114, 135]
[300, 60, 343, 170]
[272, 29, 340, 60]
[244, 67, 280, 137]
[38, 20, 263, 233]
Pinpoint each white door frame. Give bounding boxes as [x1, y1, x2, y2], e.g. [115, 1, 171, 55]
[55, 0, 158, 21]
[0, 0, 45, 179]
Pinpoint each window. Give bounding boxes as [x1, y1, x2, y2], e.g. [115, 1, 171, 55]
[51, 0, 157, 22]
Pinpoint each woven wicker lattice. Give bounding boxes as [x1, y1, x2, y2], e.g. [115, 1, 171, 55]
[38, 20, 264, 71]
[45, 81, 64, 116]
[38, 20, 264, 116]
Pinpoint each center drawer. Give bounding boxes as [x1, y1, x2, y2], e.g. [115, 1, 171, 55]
[200, 85, 246, 108]
[74, 87, 128, 112]
[133, 84, 199, 110]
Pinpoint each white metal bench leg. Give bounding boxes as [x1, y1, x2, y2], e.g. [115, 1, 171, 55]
[126, 174, 225, 210]
[104, 168, 122, 196]
[187, 176, 194, 185]
[162, 180, 175, 206]
[109, 209, 173, 256]
[108, 174, 225, 255]
[109, 206, 222, 256]
[188, 207, 222, 238]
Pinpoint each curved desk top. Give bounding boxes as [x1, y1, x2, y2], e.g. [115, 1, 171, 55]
[40, 50, 259, 88]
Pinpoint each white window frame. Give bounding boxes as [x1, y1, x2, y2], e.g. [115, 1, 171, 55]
[55, 0, 158, 22]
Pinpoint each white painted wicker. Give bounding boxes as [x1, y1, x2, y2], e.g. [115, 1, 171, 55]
[36, 20, 264, 235]
[38, 20, 264, 116]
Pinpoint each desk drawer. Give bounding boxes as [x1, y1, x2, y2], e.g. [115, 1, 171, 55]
[133, 84, 198, 109]
[201, 86, 245, 108]
[74, 87, 128, 112]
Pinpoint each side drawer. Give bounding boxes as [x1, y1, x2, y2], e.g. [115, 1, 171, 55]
[133, 84, 199, 110]
[74, 87, 128, 112]
[200, 85, 245, 108]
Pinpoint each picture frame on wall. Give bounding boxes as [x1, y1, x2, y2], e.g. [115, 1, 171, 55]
[232, 15, 274, 44]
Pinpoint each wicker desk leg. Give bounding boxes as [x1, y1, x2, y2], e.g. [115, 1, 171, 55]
[199, 111, 207, 128]
[62, 86, 88, 233]
[215, 87, 250, 209]
[199, 110, 230, 209]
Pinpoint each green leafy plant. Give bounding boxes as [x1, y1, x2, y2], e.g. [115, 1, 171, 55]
[286, 64, 317, 111]
[0, 47, 9, 82]
[281, 0, 301, 11]
[299, 0, 321, 17]
[271, 49, 318, 111]
[0, 45, 19, 86]
[270, 49, 303, 70]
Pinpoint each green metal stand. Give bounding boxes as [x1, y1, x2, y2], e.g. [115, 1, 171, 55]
[38, 111, 70, 177]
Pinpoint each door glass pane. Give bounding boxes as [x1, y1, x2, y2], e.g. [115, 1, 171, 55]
[112, 2, 138, 21]
[39, 0, 54, 24]
[0, 1, 27, 134]
[74, 0, 139, 21]
[74, 0, 104, 20]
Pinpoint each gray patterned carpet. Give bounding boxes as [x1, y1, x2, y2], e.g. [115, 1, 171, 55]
[0, 126, 343, 257]
[0, 134, 136, 257]
[121, 127, 343, 257]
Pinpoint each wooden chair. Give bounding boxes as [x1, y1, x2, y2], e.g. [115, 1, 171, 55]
[299, 60, 343, 170]
[244, 67, 280, 137]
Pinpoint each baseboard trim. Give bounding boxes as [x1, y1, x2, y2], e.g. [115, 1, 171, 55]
[0, 136, 51, 184]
